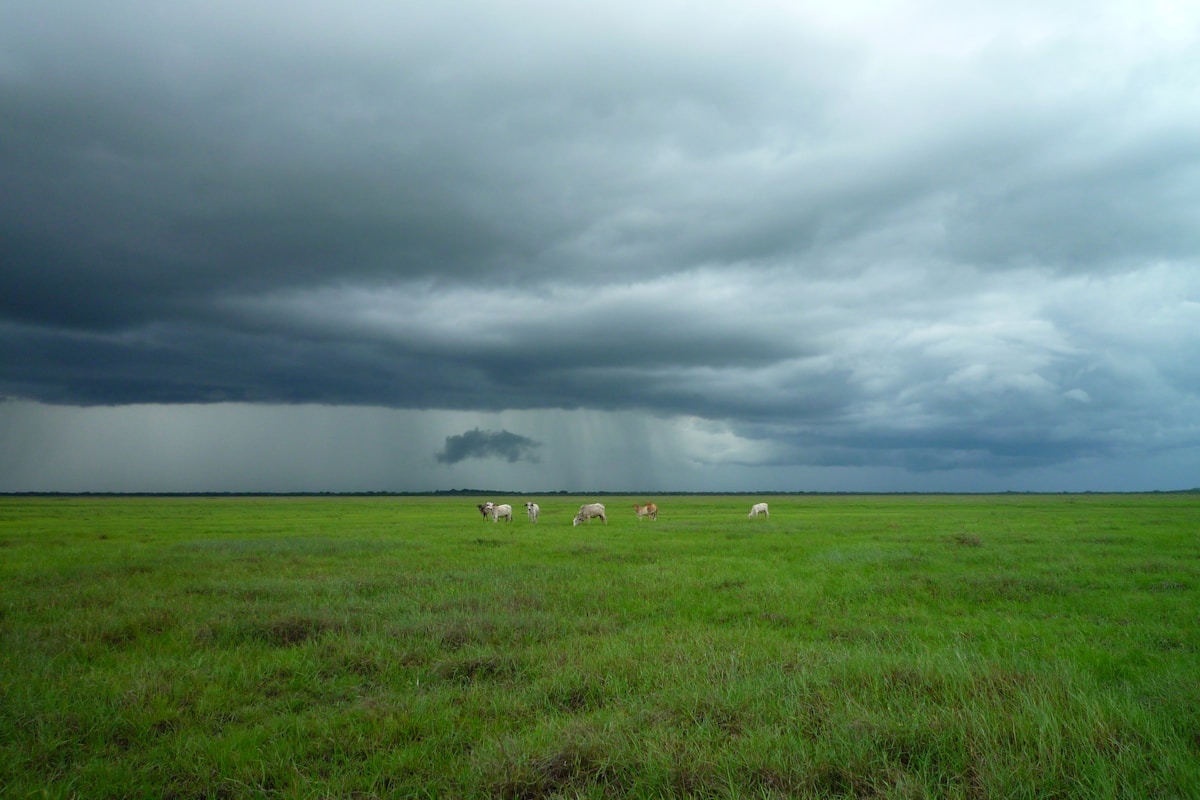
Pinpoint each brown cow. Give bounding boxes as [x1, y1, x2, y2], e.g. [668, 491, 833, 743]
[633, 503, 658, 521]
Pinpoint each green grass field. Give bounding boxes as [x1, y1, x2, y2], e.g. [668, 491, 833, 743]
[1, 494, 1198, 798]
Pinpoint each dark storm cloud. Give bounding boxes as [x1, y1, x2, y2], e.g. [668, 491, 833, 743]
[2, 0, 1199, 485]
[436, 428, 542, 465]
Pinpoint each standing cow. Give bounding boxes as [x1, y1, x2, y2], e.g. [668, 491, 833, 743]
[572, 503, 607, 526]
[491, 503, 513, 523]
[633, 503, 658, 521]
[748, 502, 769, 519]
[525, 501, 540, 523]
[477, 502, 494, 520]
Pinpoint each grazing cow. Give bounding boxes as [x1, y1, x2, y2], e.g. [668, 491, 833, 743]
[633, 503, 658, 521]
[525, 501, 540, 523]
[491, 503, 513, 523]
[477, 502, 493, 520]
[572, 503, 607, 526]
[748, 502, 769, 519]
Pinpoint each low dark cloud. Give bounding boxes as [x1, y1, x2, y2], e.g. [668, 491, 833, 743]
[436, 428, 542, 465]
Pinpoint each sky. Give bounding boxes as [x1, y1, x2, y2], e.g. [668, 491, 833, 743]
[2, 0, 1199, 493]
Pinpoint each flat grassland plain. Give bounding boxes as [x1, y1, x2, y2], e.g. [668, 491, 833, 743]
[1, 494, 1198, 799]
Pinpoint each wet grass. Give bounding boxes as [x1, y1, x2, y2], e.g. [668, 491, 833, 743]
[1, 493, 1198, 798]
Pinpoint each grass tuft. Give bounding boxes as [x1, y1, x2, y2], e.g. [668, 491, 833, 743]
[491, 742, 615, 799]
[434, 654, 523, 685]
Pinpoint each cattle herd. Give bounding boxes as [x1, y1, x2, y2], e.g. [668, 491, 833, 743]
[474, 500, 769, 524]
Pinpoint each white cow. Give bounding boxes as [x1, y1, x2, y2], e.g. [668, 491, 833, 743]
[633, 502, 658, 521]
[491, 503, 513, 523]
[525, 501, 540, 523]
[572, 503, 607, 526]
[748, 502, 769, 519]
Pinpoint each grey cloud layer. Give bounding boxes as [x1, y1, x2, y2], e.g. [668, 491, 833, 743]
[3, 1, 1199, 476]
